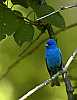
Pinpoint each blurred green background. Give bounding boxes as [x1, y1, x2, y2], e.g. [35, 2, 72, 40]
[0, 0, 77, 100]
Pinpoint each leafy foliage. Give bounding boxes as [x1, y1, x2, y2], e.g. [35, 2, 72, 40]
[0, 34, 6, 41]
[11, 0, 43, 8]
[11, 0, 29, 8]
[35, 4, 65, 28]
[13, 23, 34, 45]
[0, 4, 34, 45]
[0, 0, 65, 45]
[11, 0, 65, 28]
[12, 0, 65, 27]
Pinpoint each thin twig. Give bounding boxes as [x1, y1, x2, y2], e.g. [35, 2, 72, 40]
[16, 4, 77, 24]
[36, 4, 77, 21]
[19, 49, 77, 100]
[63, 49, 77, 72]
[60, 49, 77, 100]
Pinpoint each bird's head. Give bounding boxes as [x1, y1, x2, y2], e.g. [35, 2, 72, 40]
[45, 39, 57, 48]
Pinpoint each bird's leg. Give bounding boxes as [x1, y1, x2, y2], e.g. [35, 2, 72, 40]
[55, 76, 60, 86]
[51, 70, 60, 86]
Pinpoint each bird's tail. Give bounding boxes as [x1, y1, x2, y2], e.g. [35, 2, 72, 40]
[51, 76, 60, 87]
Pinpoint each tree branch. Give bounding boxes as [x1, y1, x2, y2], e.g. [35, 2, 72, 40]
[17, 4, 77, 26]
[61, 49, 77, 100]
[36, 4, 77, 21]
[19, 49, 77, 100]
[62, 72, 74, 100]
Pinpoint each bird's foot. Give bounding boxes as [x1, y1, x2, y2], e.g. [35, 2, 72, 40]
[55, 80, 60, 86]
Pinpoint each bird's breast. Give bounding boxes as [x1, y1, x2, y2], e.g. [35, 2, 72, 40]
[46, 48, 61, 69]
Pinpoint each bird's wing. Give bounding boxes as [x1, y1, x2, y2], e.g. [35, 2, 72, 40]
[58, 48, 62, 60]
[58, 48, 64, 69]
[46, 58, 60, 86]
[46, 58, 53, 77]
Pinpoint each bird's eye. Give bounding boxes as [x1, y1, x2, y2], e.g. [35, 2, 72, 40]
[45, 44, 48, 47]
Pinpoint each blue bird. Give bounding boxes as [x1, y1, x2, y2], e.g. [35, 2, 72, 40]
[45, 39, 62, 87]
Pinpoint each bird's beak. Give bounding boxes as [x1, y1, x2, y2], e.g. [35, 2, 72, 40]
[45, 44, 48, 47]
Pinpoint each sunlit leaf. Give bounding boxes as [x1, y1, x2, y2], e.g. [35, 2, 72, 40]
[11, 0, 29, 8]
[11, 0, 44, 9]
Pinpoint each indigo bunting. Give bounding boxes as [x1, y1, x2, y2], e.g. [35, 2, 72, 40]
[45, 39, 62, 86]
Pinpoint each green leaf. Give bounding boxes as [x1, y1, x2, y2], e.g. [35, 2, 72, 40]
[13, 23, 34, 45]
[28, 0, 65, 28]
[11, 0, 43, 9]
[11, 0, 65, 28]
[0, 34, 6, 41]
[0, 4, 34, 45]
[28, 0, 43, 9]
[35, 4, 65, 28]
[11, 0, 29, 8]
[0, 4, 21, 35]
